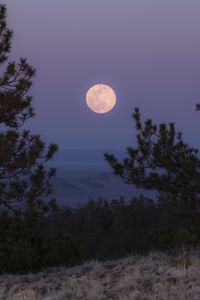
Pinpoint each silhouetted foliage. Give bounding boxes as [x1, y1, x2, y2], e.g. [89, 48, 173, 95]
[196, 103, 200, 111]
[0, 4, 81, 273]
[0, 4, 58, 215]
[104, 108, 200, 247]
[47, 197, 200, 263]
[105, 108, 200, 202]
[0, 212, 80, 273]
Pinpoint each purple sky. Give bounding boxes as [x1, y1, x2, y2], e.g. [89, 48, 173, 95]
[5, 0, 200, 150]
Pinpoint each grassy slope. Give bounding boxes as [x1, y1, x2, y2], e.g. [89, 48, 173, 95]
[0, 252, 200, 300]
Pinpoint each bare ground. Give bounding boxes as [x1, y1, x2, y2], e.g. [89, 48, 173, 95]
[0, 252, 200, 300]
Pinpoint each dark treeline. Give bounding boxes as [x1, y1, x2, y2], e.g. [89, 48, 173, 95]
[49, 195, 200, 259]
[1, 194, 200, 273]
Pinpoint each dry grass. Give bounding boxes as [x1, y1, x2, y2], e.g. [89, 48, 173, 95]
[0, 252, 200, 300]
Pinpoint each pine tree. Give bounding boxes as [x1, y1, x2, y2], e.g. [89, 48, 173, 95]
[105, 107, 200, 210]
[0, 5, 58, 215]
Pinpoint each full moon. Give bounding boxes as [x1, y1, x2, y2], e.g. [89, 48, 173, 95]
[86, 84, 117, 114]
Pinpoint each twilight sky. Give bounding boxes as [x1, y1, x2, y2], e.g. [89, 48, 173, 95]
[5, 0, 200, 151]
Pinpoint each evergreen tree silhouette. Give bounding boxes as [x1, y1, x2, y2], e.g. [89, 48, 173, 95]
[105, 107, 200, 212]
[0, 5, 58, 215]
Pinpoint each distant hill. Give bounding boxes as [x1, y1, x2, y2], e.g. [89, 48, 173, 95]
[48, 149, 154, 207]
